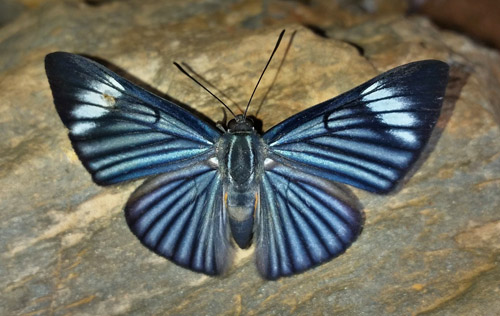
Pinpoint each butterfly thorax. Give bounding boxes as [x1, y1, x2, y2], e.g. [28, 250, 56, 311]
[217, 125, 265, 249]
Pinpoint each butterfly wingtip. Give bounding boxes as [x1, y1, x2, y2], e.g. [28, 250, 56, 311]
[435, 60, 451, 74]
[427, 59, 451, 77]
[45, 52, 86, 73]
[45, 52, 75, 78]
[409, 59, 449, 77]
[45, 51, 67, 64]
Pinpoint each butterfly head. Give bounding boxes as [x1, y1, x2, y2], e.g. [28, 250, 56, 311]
[227, 114, 254, 133]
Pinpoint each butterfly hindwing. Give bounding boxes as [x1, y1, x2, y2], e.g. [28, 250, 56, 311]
[263, 60, 449, 193]
[45, 52, 221, 185]
[256, 160, 362, 279]
[124, 161, 232, 275]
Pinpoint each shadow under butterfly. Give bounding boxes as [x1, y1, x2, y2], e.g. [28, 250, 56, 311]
[44, 30, 449, 280]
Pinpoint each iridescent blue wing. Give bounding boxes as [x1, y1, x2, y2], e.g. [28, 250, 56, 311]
[263, 60, 449, 193]
[256, 161, 362, 279]
[45, 52, 221, 185]
[124, 161, 232, 275]
[256, 60, 448, 279]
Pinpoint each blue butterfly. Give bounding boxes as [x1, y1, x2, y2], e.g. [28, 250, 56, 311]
[45, 32, 448, 280]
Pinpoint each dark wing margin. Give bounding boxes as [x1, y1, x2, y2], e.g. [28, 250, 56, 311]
[256, 160, 362, 279]
[263, 60, 449, 193]
[125, 162, 232, 275]
[45, 52, 221, 185]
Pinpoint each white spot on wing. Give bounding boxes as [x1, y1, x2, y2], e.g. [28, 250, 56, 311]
[208, 157, 219, 168]
[106, 75, 125, 91]
[362, 81, 382, 95]
[390, 130, 418, 145]
[363, 87, 398, 102]
[72, 105, 109, 118]
[71, 122, 96, 135]
[264, 158, 276, 168]
[78, 75, 123, 108]
[366, 97, 409, 112]
[377, 112, 416, 126]
[77, 91, 106, 107]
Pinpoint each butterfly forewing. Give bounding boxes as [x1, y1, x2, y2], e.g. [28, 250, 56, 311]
[263, 60, 449, 193]
[45, 52, 221, 185]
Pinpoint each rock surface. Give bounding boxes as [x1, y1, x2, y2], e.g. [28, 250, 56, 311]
[1, 0, 499, 315]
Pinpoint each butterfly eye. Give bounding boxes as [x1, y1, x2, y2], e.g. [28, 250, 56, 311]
[227, 115, 254, 132]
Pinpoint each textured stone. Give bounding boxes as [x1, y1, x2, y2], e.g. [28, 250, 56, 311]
[1, 1, 499, 315]
[417, 0, 500, 50]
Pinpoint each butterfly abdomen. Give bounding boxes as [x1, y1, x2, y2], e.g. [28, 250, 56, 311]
[218, 131, 265, 248]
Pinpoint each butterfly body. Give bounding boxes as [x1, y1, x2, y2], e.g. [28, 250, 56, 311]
[218, 117, 265, 248]
[45, 49, 448, 280]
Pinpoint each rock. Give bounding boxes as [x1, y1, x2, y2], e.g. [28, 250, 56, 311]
[1, 1, 499, 315]
[416, 0, 500, 50]
[0, 0, 25, 27]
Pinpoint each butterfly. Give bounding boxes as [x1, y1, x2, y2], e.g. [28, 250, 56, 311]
[45, 32, 449, 280]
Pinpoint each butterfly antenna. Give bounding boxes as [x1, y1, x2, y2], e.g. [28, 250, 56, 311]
[243, 29, 285, 118]
[173, 62, 237, 119]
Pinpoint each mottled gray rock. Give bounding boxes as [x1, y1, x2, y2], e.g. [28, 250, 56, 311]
[1, 1, 499, 315]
